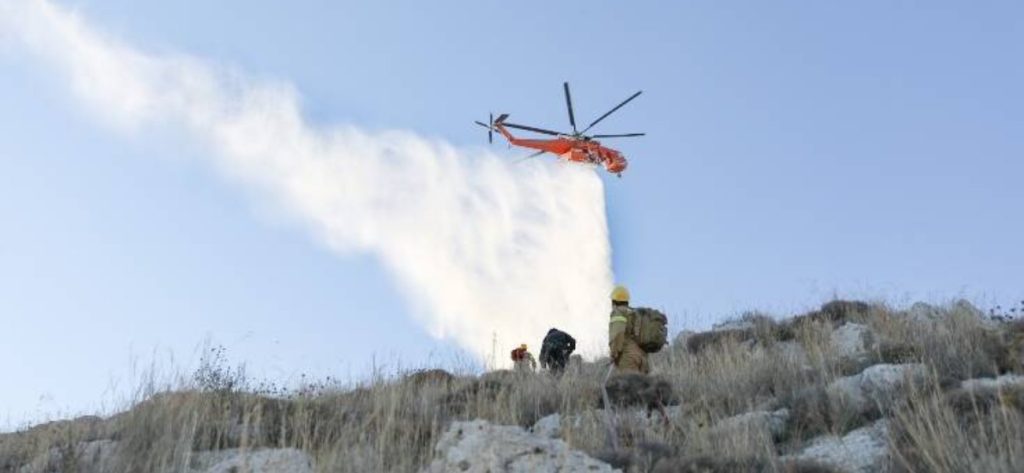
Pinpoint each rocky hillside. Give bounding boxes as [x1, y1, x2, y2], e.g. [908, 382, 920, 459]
[2, 300, 1023, 472]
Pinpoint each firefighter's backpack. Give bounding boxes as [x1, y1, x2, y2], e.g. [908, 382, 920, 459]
[632, 307, 668, 353]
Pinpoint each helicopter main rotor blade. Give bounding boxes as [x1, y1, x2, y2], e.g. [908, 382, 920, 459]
[591, 133, 646, 138]
[563, 82, 577, 134]
[515, 150, 547, 164]
[502, 122, 565, 136]
[581, 90, 642, 134]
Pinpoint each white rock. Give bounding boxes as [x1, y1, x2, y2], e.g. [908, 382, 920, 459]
[861, 363, 926, 398]
[828, 375, 869, 413]
[711, 319, 755, 332]
[530, 413, 562, 439]
[960, 374, 1024, 391]
[827, 363, 927, 413]
[192, 448, 314, 473]
[672, 330, 695, 349]
[904, 302, 944, 323]
[776, 341, 812, 369]
[902, 300, 990, 326]
[710, 408, 789, 440]
[18, 439, 120, 473]
[425, 419, 617, 473]
[15, 441, 314, 473]
[831, 323, 875, 361]
[786, 419, 890, 473]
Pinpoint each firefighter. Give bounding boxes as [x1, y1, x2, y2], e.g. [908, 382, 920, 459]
[511, 343, 537, 372]
[608, 285, 649, 374]
[539, 328, 576, 375]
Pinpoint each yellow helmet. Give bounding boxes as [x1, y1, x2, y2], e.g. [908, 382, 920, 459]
[610, 285, 630, 303]
[519, 343, 528, 350]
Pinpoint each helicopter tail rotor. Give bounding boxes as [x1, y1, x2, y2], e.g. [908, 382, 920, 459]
[474, 112, 496, 143]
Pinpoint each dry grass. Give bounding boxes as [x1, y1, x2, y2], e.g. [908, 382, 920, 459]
[1, 359, 613, 472]
[2, 299, 1023, 472]
[890, 381, 1024, 473]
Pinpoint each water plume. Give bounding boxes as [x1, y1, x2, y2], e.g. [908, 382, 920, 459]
[1, 0, 614, 362]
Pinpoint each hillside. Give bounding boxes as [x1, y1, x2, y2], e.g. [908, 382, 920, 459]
[2, 299, 1023, 472]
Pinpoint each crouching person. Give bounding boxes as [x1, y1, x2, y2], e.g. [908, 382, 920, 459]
[540, 328, 576, 376]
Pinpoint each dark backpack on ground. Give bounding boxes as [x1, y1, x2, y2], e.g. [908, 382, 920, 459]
[631, 307, 668, 353]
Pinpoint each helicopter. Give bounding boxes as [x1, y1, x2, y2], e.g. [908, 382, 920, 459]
[475, 82, 645, 176]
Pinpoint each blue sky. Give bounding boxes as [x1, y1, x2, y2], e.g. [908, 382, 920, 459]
[1, 1, 1022, 426]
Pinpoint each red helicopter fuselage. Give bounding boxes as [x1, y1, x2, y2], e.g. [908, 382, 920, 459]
[493, 122, 628, 175]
